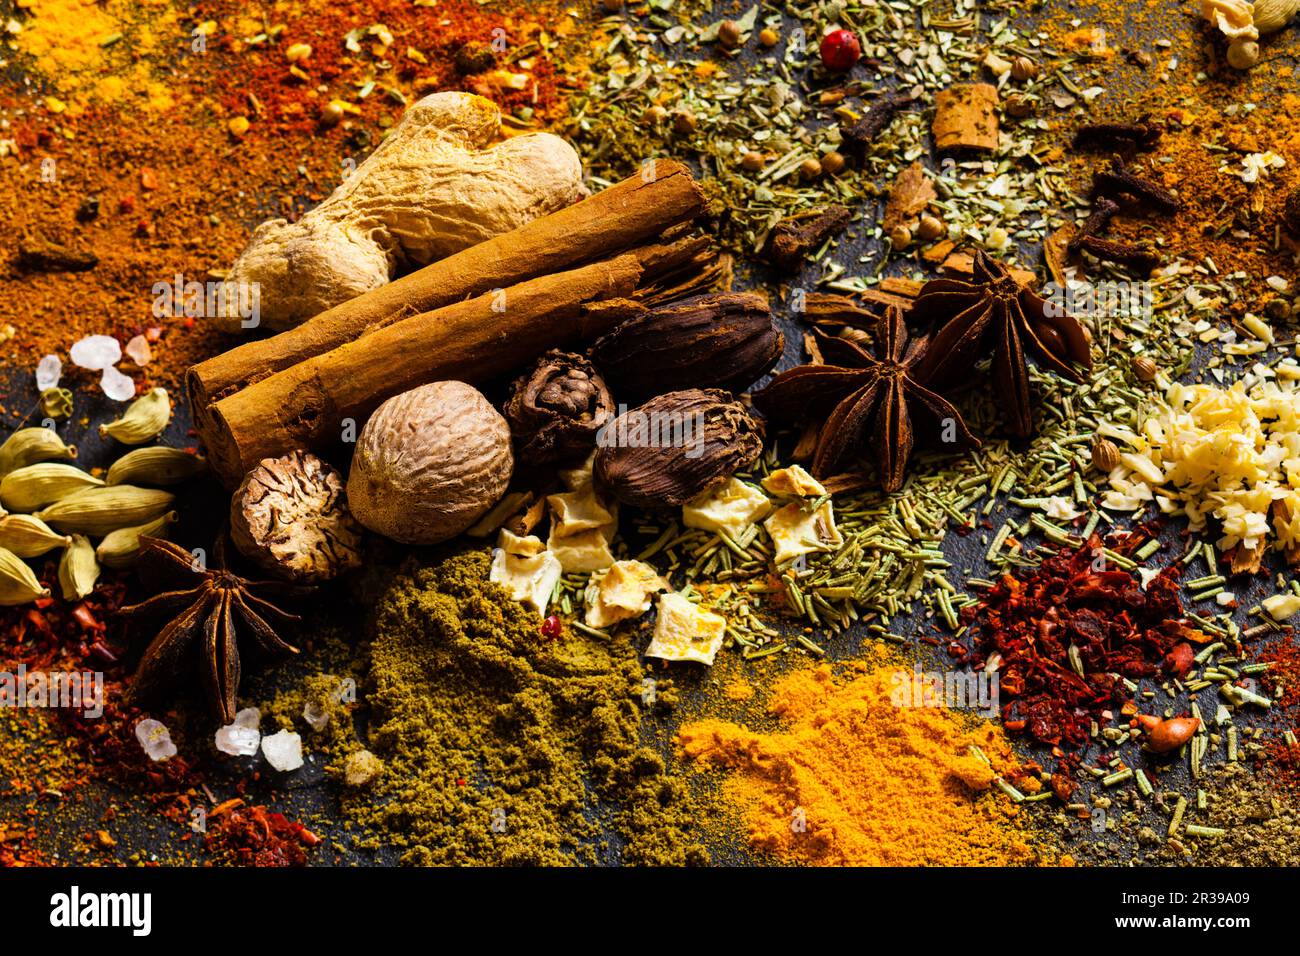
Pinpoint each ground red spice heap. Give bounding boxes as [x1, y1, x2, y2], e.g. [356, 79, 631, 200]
[204, 802, 320, 867]
[958, 534, 1202, 751]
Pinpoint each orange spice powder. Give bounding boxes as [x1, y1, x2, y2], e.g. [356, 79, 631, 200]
[678, 654, 1051, 866]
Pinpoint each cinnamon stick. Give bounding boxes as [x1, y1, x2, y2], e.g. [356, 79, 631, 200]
[187, 160, 706, 418]
[200, 255, 651, 486]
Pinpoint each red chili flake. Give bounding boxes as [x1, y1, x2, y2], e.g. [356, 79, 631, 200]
[72, 604, 103, 632]
[961, 533, 1202, 751]
[540, 615, 562, 639]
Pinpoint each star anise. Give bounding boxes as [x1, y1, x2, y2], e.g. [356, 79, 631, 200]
[122, 536, 311, 724]
[910, 251, 1092, 438]
[754, 306, 979, 492]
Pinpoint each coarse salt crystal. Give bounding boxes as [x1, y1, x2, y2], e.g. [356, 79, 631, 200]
[135, 718, 177, 762]
[215, 723, 261, 757]
[100, 365, 136, 401]
[261, 729, 304, 772]
[302, 701, 330, 733]
[124, 334, 152, 366]
[69, 335, 121, 370]
[35, 354, 61, 391]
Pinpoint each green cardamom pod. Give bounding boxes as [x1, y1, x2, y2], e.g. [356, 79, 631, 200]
[96, 511, 179, 569]
[107, 446, 208, 486]
[99, 387, 171, 445]
[0, 546, 49, 606]
[35, 485, 175, 536]
[59, 534, 100, 601]
[0, 427, 78, 478]
[0, 462, 105, 513]
[0, 514, 71, 558]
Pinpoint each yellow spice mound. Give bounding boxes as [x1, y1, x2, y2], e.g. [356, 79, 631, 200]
[678, 661, 1042, 866]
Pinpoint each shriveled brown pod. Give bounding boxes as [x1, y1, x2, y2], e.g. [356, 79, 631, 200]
[231, 450, 364, 582]
[594, 388, 763, 509]
[589, 292, 782, 403]
[503, 350, 614, 465]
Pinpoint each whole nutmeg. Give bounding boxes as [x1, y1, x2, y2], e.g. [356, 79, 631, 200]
[504, 350, 614, 465]
[589, 292, 783, 404]
[347, 381, 513, 545]
[594, 389, 763, 509]
[1131, 355, 1159, 382]
[231, 450, 363, 583]
[1010, 55, 1039, 81]
[1144, 716, 1200, 754]
[1090, 437, 1121, 474]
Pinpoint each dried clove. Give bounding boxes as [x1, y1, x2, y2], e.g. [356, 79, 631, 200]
[841, 90, 917, 161]
[1077, 235, 1160, 273]
[1072, 120, 1160, 152]
[1068, 197, 1121, 252]
[1092, 161, 1181, 214]
[764, 204, 852, 270]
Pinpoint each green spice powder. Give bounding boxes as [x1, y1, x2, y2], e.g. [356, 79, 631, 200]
[346, 549, 707, 866]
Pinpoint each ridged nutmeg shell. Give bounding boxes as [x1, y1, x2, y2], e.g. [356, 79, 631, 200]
[589, 292, 782, 403]
[593, 388, 763, 509]
[503, 350, 614, 465]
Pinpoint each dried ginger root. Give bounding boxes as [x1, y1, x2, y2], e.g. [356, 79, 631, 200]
[219, 92, 584, 331]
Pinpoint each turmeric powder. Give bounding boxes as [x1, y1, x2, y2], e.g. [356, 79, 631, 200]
[678, 656, 1047, 866]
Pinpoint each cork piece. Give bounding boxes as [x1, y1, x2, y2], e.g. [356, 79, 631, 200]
[932, 83, 999, 151]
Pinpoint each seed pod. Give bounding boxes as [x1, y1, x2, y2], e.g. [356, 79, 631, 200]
[594, 388, 763, 509]
[0, 462, 104, 513]
[99, 387, 171, 444]
[504, 351, 615, 465]
[589, 292, 783, 403]
[59, 534, 99, 600]
[0, 427, 77, 477]
[0, 546, 49, 605]
[96, 511, 179, 569]
[36, 485, 175, 535]
[0, 514, 71, 558]
[107, 447, 208, 486]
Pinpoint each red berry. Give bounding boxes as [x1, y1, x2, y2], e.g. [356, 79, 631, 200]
[541, 615, 562, 638]
[819, 29, 860, 72]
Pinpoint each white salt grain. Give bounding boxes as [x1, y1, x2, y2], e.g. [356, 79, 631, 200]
[261, 730, 304, 772]
[36, 354, 62, 391]
[302, 700, 330, 732]
[214, 721, 261, 757]
[100, 365, 136, 401]
[135, 718, 177, 762]
[69, 335, 121, 370]
[124, 334, 152, 366]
